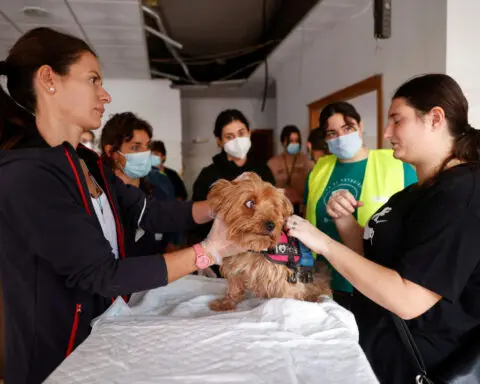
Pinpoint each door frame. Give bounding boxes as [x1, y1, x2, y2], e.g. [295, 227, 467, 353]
[307, 74, 384, 149]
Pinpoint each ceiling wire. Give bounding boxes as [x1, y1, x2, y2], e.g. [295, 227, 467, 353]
[261, 0, 269, 112]
[148, 1, 278, 86]
[151, 40, 280, 65]
[216, 60, 265, 81]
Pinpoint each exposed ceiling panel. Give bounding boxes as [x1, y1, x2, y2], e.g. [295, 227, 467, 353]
[144, 0, 322, 85]
[156, 0, 279, 56]
[0, 0, 150, 79]
[0, 0, 372, 89]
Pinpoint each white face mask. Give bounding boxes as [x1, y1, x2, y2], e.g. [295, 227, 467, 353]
[82, 141, 94, 150]
[223, 137, 251, 159]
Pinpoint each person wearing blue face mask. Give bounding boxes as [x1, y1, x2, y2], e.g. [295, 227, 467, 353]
[304, 101, 417, 310]
[268, 125, 313, 215]
[101, 112, 175, 256]
[101, 112, 160, 188]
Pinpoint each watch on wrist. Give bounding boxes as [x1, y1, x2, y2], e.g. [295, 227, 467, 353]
[193, 243, 212, 269]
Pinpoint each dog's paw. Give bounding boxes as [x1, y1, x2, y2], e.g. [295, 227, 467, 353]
[209, 298, 238, 312]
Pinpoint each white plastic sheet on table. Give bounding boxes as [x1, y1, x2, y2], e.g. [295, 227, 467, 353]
[46, 275, 379, 384]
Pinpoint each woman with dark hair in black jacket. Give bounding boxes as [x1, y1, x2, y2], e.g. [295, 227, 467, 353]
[0, 28, 243, 384]
[190, 109, 275, 258]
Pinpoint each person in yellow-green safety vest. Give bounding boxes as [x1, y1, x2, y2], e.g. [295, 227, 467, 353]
[304, 101, 417, 309]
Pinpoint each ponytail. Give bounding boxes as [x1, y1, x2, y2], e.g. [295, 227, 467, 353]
[0, 60, 33, 149]
[454, 124, 480, 163]
[434, 124, 480, 179]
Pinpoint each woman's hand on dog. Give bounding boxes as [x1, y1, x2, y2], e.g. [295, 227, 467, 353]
[286, 215, 331, 255]
[202, 215, 246, 265]
[326, 190, 364, 219]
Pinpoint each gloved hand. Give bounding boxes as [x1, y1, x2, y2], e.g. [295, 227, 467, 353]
[201, 215, 245, 265]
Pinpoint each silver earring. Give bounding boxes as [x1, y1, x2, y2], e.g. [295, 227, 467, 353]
[49, 87, 55, 93]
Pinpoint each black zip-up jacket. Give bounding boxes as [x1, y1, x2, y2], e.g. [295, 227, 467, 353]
[0, 132, 196, 383]
[190, 151, 275, 242]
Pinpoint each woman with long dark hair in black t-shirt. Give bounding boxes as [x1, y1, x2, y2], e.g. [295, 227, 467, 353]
[287, 74, 480, 383]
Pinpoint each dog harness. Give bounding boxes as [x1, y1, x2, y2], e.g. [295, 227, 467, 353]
[259, 232, 315, 284]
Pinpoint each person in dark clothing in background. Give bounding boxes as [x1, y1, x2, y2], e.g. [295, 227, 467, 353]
[100, 112, 158, 191]
[190, 109, 275, 275]
[306, 127, 329, 163]
[100, 111, 175, 255]
[147, 140, 187, 247]
[0, 27, 245, 384]
[149, 140, 187, 201]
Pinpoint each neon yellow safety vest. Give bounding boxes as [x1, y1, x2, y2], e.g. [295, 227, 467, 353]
[306, 150, 404, 248]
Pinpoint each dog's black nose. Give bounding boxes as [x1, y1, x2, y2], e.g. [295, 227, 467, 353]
[265, 221, 276, 232]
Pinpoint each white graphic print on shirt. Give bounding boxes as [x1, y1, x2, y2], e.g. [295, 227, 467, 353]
[322, 178, 363, 223]
[363, 206, 392, 243]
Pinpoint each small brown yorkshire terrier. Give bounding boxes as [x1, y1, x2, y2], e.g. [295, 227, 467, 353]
[207, 172, 331, 312]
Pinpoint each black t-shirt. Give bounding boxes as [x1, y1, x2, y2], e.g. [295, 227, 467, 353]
[352, 164, 480, 384]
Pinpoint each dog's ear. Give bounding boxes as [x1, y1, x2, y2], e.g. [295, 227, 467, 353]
[207, 179, 233, 214]
[232, 172, 260, 184]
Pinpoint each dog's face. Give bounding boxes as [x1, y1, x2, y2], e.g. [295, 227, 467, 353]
[207, 172, 293, 251]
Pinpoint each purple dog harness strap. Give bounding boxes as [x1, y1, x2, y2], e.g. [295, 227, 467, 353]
[258, 232, 314, 284]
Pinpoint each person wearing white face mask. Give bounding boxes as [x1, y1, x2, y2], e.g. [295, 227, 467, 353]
[267, 125, 313, 214]
[191, 109, 275, 275]
[304, 101, 417, 309]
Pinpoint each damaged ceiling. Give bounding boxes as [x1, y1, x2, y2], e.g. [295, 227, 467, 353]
[142, 0, 321, 86]
[0, 0, 372, 92]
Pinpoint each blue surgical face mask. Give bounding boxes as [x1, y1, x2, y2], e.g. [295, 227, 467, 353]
[286, 142, 300, 155]
[119, 151, 161, 179]
[327, 132, 363, 160]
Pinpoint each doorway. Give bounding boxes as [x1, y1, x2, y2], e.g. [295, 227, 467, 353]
[307, 75, 384, 149]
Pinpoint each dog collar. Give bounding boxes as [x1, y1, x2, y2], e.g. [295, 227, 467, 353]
[255, 232, 315, 284]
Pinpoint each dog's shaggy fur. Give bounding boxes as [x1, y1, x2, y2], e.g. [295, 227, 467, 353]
[207, 172, 331, 311]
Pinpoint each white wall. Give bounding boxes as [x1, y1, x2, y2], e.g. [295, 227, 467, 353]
[446, 0, 480, 128]
[275, 0, 447, 147]
[349, 91, 377, 149]
[98, 79, 183, 172]
[181, 96, 276, 196]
